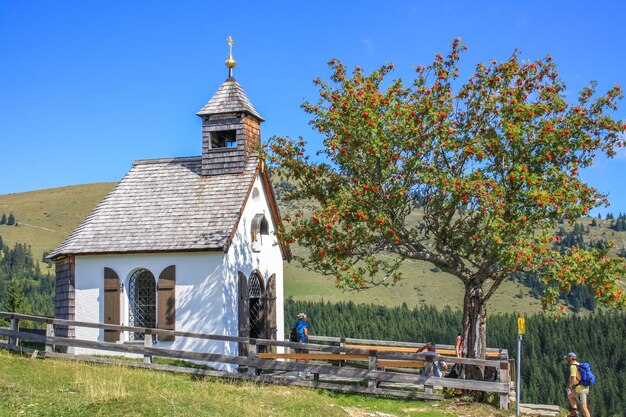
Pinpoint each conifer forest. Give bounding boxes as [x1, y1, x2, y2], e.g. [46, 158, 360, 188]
[286, 299, 626, 416]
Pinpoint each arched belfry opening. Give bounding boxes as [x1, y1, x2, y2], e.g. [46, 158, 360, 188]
[128, 268, 156, 340]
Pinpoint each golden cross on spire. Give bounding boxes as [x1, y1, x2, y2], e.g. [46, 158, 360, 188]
[225, 35, 237, 77]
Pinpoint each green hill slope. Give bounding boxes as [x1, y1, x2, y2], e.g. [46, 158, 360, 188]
[1, 182, 624, 316]
[285, 244, 547, 315]
[0, 183, 117, 265]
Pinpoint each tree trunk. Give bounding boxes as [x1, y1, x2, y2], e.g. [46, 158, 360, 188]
[462, 281, 487, 380]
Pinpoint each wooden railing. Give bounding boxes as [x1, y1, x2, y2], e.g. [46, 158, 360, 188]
[0, 312, 511, 409]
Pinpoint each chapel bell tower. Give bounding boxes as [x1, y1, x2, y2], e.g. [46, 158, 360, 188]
[197, 36, 264, 176]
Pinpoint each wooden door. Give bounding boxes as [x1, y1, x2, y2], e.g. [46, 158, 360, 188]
[237, 272, 249, 356]
[104, 267, 121, 342]
[264, 274, 277, 353]
[157, 265, 176, 342]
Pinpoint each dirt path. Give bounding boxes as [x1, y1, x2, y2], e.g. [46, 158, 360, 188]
[16, 222, 57, 232]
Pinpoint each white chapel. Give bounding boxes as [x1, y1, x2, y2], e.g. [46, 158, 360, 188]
[49, 39, 290, 366]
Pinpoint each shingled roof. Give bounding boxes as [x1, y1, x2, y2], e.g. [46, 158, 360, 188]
[197, 77, 264, 121]
[49, 155, 264, 258]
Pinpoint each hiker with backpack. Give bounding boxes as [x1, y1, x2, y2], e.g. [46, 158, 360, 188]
[417, 342, 448, 377]
[565, 352, 595, 417]
[290, 313, 310, 378]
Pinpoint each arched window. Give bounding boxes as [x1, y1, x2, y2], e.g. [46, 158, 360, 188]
[128, 268, 156, 340]
[248, 272, 264, 339]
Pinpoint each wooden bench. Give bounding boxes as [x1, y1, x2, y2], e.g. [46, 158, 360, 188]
[257, 353, 367, 361]
[344, 344, 502, 358]
[256, 353, 427, 370]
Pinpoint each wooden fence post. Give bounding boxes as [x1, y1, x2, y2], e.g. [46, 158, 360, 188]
[9, 318, 19, 347]
[45, 323, 55, 355]
[499, 355, 511, 410]
[339, 337, 346, 367]
[143, 331, 153, 364]
[423, 355, 434, 394]
[368, 350, 378, 389]
[247, 339, 257, 376]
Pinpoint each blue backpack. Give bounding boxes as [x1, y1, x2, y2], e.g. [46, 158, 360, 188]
[577, 362, 596, 386]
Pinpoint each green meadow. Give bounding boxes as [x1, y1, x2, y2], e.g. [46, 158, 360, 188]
[0, 350, 520, 417]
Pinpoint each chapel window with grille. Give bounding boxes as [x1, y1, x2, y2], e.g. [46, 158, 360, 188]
[248, 273, 264, 339]
[128, 268, 156, 340]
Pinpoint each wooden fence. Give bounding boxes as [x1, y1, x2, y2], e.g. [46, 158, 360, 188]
[0, 312, 511, 409]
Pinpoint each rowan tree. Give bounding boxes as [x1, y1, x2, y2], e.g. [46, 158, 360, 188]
[266, 39, 626, 363]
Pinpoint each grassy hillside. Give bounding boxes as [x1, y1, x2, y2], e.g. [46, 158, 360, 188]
[0, 183, 117, 266]
[1, 182, 624, 316]
[285, 244, 547, 316]
[0, 350, 524, 417]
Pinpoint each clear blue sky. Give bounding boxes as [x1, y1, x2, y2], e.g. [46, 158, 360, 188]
[1, 1, 625, 215]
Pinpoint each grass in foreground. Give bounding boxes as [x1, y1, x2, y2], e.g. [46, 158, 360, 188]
[0, 350, 520, 417]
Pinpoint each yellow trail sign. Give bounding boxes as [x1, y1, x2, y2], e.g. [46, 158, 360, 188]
[518, 317, 526, 335]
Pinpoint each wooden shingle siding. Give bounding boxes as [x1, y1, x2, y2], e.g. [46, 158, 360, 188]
[197, 78, 262, 176]
[103, 267, 121, 342]
[201, 146, 246, 176]
[242, 117, 261, 156]
[54, 256, 75, 339]
[157, 265, 176, 342]
[200, 111, 260, 176]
